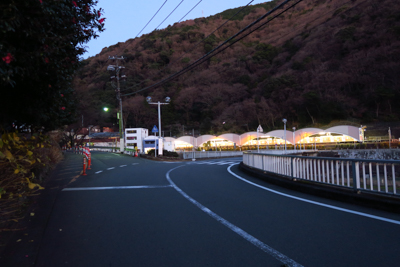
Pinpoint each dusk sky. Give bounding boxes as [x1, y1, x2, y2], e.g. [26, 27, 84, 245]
[83, 0, 271, 58]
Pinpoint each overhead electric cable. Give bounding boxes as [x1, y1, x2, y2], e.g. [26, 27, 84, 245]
[172, 0, 255, 68]
[172, 0, 304, 77]
[178, 0, 203, 23]
[135, 0, 168, 38]
[154, 0, 185, 30]
[121, 0, 254, 92]
[122, 0, 299, 96]
[122, 0, 298, 96]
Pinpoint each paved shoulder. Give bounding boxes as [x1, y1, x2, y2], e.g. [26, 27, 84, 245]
[0, 152, 83, 267]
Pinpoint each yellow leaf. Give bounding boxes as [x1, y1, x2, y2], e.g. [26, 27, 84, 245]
[26, 178, 44, 190]
[14, 169, 20, 174]
[37, 158, 41, 163]
[41, 144, 44, 148]
[5, 149, 13, 160]
[27, 151, 33, 156]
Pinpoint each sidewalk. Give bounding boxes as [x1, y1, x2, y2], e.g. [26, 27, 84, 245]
[0, 152, 84, 267]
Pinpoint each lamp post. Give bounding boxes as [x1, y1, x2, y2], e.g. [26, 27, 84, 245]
[257, 125, 263, 153]
[282, 119, 287, 153]
[147, 96, 170, 156]
[293, 127, 296, 152]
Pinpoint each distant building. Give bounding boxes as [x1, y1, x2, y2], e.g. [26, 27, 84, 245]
[142, 136, 160, 154]
[125, 128, 148, 152]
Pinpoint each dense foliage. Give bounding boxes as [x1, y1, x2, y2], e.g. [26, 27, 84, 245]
[0, 0, 105, 131]
[0, 132, 62, 228]
[75, 0, 400, 136]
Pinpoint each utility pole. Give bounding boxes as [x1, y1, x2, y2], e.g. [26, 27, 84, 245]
[108, 56, 126, 153]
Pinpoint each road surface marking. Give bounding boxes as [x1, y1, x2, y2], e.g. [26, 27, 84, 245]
[120, 165, 127, 167]
[132, 163, 139, 165]
[95, 171, 103, 174]
[227, 164, 400, 226]
[107, 167, 115, 170]
[166, 166, 303, 267]
[62, 185, 172, 191]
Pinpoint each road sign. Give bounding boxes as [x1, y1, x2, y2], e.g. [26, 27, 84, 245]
[152, 125, 159, 133]
[257, 125, 263, 133]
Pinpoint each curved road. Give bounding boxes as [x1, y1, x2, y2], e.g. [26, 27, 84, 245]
[33, 152, 400, 266]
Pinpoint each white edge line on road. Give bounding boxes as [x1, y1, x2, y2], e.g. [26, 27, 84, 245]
[227, 164, 400, 226]
[62, 185, 172, 191]
[166, 165, 303, 267]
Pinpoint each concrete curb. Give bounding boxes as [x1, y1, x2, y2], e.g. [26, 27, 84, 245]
[239, 162, 400, 213]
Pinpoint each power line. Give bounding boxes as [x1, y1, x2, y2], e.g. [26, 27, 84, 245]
[178, 0, 203, 23]
[122, 0, 299, 97]
[172, 0, 255, 70]
[121, 0, 255, 92]
[135, 0, 168, 38]
[175, 0, 305, 76]
[154, 0, 185, 30]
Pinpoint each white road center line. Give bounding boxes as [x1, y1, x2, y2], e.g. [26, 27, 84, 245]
[95, 171, 103, 174]
[227, 164, 400, 226]
[132, 163, 139, 165]
[62, 185, 172, 191]
[166, 166, 303, 267]
[120, 165, 127, 167]
[107, 167, 115, 170]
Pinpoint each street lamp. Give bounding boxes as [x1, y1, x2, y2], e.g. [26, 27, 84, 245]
[282, 119, 287, 153]
[103, 107, 109, 112]
[293, 127, 296, 152]
[147, 96, 170, 156]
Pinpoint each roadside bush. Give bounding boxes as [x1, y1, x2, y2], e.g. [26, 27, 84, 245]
[147, 149, 179, 157]
[0, 132, 62, 230]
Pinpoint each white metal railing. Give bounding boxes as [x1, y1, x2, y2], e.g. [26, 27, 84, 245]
[243, 152, 400, 195]
[182, 151, 243, 159]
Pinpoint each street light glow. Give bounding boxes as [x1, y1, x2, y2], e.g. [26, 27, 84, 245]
[103, 107, 109, 112]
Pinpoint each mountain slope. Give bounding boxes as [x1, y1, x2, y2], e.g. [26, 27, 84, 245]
[74, 0, 400, 135]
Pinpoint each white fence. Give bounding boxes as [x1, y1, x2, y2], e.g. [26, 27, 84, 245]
[181, 151, 243, 159]
[243, 152, 400, 195]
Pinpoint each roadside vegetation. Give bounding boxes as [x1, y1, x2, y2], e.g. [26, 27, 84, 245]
[0, 132, 63, 230]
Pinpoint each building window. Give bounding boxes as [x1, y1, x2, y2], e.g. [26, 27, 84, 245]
[127, 137, 137, 140]
[145, 141, 155, 144]
[127, 130, 137, 134]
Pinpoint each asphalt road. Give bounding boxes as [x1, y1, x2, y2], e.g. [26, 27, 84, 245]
[4, 151, 400, 266]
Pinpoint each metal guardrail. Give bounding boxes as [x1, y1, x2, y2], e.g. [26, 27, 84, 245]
[243, 152, 400, 195]
[182, 151, 243, 159]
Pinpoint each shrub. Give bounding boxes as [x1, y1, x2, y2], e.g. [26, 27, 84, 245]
[0, 132, 62, 229]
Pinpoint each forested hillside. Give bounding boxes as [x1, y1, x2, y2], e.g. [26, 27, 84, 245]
[74, 0, 400, 136]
